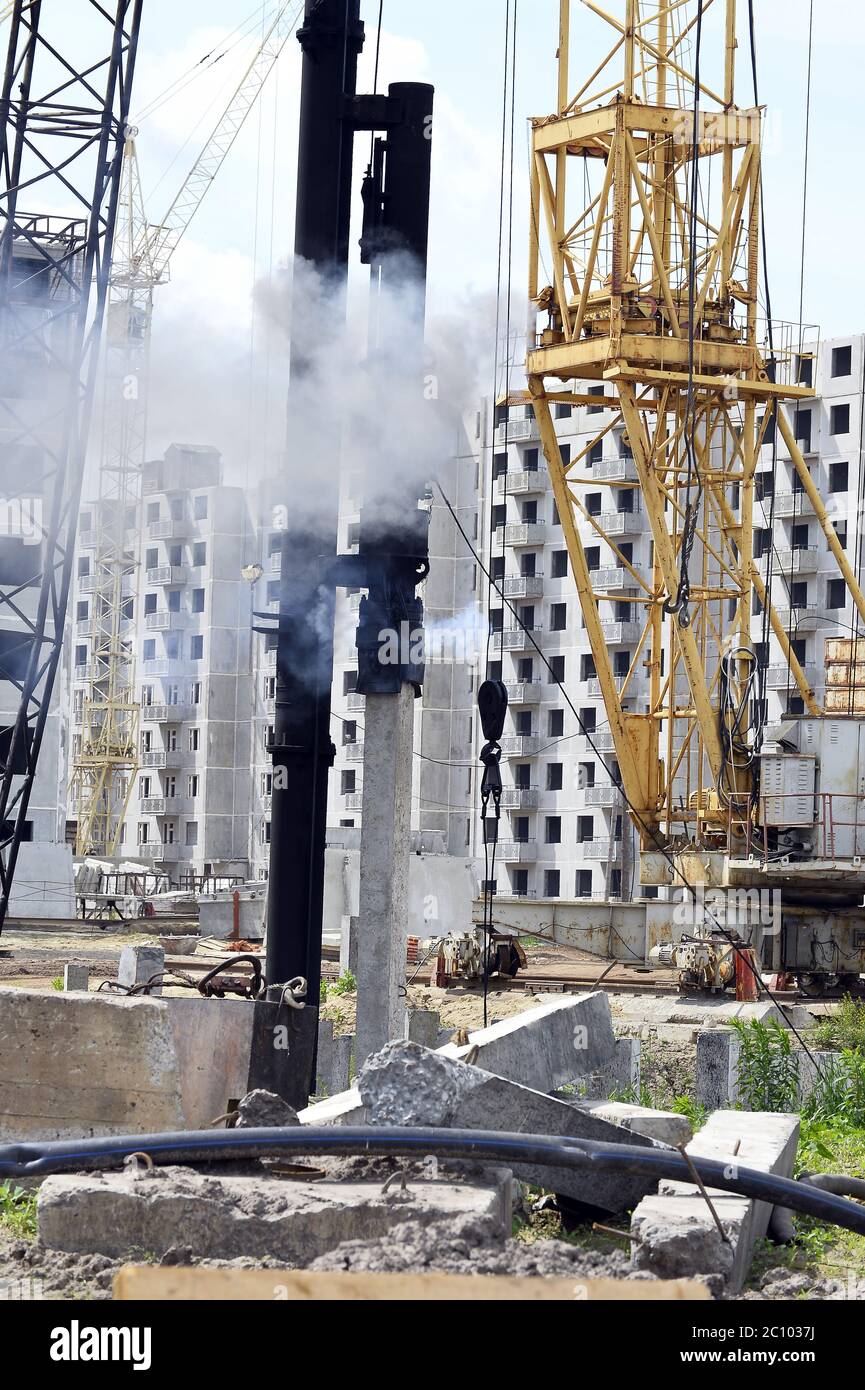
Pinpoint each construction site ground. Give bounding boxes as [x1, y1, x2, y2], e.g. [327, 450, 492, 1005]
[1, 924, 862, 1299]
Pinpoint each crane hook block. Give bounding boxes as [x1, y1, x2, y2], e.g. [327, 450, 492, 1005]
[478, 680, 509, 743]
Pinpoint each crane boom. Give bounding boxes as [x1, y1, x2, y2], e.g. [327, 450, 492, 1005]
[142, 1, 303, 281]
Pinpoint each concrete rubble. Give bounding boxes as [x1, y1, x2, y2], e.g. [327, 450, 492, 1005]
[437, 991, 617, 1092]
[37, 1164, 513, 1266]
[630, 1110, 800, 1292]
[355, 1039, 687, 1215]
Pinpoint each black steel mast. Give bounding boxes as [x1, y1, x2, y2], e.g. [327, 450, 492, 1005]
[266, 0, 364, 998]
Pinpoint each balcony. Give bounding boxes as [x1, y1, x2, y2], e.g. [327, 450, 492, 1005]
[147, 519, 191, 541]
[586, 675, 638, 699]
[765, 663, 819, 690]
[141, 704, 191, 724]
[78, 529, 97, 549]
[502, 575, 544, 601]
[494, 625, 542, 653]
[600, 620, 642, 643]
[495, 469, 545, 497]
[582, 837, 620, 860]
[772, 604, 820, 631]
[771, 491, 809, 519]
[773, 546, 820, 575]
[500, 735, 540, 757]
[501, 786, 540, 810]
[496, 839, 538, 863]
[585, 783, 620, 807]
[503, 681, 542, 705]
[140, 798, 166, 815]
[147, 565, 191, 586]
[141, 750, 185, 770]
[344, 742, 365, 762]
[75, 620, 94, 638]
[344, 793, 364, 812]
[345, 692, 365, 713]
[592, 566, 639, 591]
[262, 648, 277, 670]
[495, 418, 537, 446]
[505, 522, 546, 547]
[135, 842, 161, 860]
[78, 574, 97, 594]
[146, 610, 190, 631]
[142, 660, 192, 678]
[583, 730, 616, 754]
[587, 510, 645, 537]
[592, 456, 638, 483]
[270, 551, 282, 574]
[73, 664, 98, 683]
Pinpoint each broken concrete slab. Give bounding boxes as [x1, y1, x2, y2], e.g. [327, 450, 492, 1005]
[234, 1090, 299, 1128]
[630, 1110, 800, 1292]
[38, 1166, 512, 1265]
[437, 992, 616, 1093]
[356, 1041, 670, 1216]
[0, 987, 185, 1141]
[576, 1101, 692, 1148]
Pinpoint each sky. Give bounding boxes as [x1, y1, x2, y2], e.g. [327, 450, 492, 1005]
[7, 0, 864, 476]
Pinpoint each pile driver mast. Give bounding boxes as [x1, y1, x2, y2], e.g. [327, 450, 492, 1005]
[526, 1, 865, 890]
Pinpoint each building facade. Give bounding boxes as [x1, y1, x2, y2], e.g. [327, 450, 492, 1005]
[471, 333, 865, 903]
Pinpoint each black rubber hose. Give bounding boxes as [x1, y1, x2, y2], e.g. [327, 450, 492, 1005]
[3, 1126, 865, 1237]
[800, 1171, 865, 1201]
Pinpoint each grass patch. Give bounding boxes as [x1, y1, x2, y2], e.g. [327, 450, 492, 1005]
[814, 996, 865, 1054]
[0, 1181, 37, 1240]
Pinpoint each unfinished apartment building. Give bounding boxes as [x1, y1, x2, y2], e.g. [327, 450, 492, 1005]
[473, 334, 865, 903]
[69, 445, 254, 886]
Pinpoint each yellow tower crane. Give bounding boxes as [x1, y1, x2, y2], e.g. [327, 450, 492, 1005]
[525, 2, 865, 986]
[73, 2, 302, 857]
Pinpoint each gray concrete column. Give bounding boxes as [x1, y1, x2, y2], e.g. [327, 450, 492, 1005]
[355, 687, 415, 1064]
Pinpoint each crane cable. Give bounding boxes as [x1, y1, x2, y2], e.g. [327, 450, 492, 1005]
[480, 0, 518, 1028]
[666, 0, 705, 628]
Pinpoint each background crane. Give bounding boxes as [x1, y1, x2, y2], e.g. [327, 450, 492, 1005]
[525, 0, 865, 989]
[72, 1, 303, 857]
[0, 0, 144, 929]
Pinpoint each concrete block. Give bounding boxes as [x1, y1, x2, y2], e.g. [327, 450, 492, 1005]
[166, 997, 255, 1130]
[797, 1049, 844, 1102]
[0, 988, 184, 1141]
[631, 1110, 800, 1291]
[406, 1009, 442, 1048]
[695, 1028, 740, 1111]
[576, 1101, 692, 1148]
[577, 1036, 641, 1100]
[118, 943, 165, 996]
[357, 1041, 669, 1216]
[63, 963, 89, 993]
[340, 915, 359, 978]
[38, 1166, 512, 1264]
[437, 992, 616, 1094]
[332, 1034, 353, 1094]
[316, 1021, 336, 1098]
